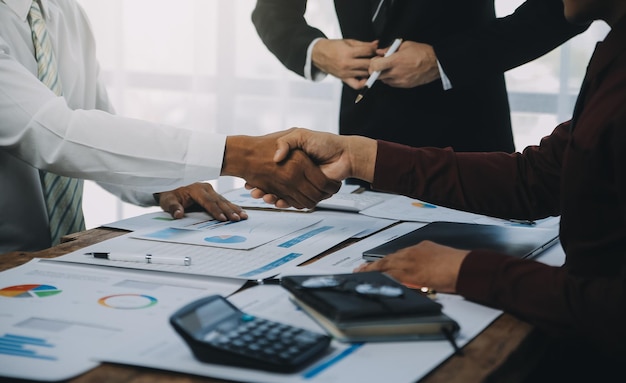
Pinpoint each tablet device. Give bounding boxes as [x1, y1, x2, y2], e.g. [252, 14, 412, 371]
[363, 221, 559, 261]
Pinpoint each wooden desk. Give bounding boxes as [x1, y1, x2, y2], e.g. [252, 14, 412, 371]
[1, 228, 549, 383]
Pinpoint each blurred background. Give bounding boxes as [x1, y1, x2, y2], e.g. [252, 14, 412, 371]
[76, 0, 610, 228]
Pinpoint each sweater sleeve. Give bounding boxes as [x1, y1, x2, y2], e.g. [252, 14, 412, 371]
[372, 123, 567, 220]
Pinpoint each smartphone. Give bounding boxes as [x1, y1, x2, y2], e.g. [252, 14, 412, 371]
[170, 295, 331, 372]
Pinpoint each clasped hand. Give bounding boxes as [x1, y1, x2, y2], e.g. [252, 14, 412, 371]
[157, 129, 342, 222]
[313, 38, 440, 89]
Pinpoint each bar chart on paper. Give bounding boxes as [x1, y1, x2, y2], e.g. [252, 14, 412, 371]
[0, 333, 57, 360]
[0, 259, 242, 381]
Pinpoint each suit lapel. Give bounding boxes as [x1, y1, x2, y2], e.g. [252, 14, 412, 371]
[334, 0, 376, 40]
[379, 0, 430, 46]
[334, 0, 429, 46]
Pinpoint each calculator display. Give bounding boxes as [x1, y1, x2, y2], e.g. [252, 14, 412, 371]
[177, 297, 236, 338]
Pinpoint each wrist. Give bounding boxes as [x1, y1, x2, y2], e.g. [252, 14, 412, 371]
[348, 136, 377, 182]
[311, 38, 329, 72]
[222, 136, 253, 178]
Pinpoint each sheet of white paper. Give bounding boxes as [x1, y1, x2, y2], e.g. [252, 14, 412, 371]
[130, 210, 322, 250]
[101, 211, 216, 231]
[280, 220, 566, 277]
[307, 209, 398, 238]
[221, 184, 382, 213]
[0, 259, 243, 381]
[532, 240, 566, 267]
[278, 222, 426, 276]
[360, 195, 487, 223]
[220, 187, 312, 212]
[51, 213, 391, 280]
[95, 284, 502, 383]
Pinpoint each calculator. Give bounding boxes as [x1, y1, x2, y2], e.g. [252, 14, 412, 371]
[169, 295, 331, 372]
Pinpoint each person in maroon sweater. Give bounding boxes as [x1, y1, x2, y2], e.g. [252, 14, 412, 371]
[252, 0, 626, 378]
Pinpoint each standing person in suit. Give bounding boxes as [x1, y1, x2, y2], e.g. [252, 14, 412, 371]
[252, 0, 588, 153]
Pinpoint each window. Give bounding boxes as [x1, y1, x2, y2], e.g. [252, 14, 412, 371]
[77, 0, 609, 228]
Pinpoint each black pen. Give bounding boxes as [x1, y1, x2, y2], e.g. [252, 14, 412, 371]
[85, 252, 191, 266]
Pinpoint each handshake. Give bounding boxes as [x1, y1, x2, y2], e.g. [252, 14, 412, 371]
[158, 128, 378, 219]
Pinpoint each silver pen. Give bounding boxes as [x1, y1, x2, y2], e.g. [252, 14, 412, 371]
[85, 252, 191, 266]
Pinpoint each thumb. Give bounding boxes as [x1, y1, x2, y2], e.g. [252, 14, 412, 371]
[274, 139, 291, 163]
[274, 128, 307, 163]
[161, 194, 185, 219]
[370, 55, 393, 73]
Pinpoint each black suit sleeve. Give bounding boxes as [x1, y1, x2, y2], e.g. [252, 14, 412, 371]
[433, 0, 589, 89]
[251, 0, 327, 77]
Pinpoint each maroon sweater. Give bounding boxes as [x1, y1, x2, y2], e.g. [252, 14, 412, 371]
[372, 17, 626, 354]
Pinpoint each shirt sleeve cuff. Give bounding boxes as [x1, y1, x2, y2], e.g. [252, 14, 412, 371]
[305, 37, 328, 82]
[185, 130, 226, 183]
[437, 59, 452, 91]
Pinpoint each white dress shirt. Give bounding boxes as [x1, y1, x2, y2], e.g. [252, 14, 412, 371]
[0, 0, 227, 252]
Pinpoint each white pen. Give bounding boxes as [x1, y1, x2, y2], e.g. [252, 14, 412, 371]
[85, 252, 191, 266]
[355, 38, 403, 104]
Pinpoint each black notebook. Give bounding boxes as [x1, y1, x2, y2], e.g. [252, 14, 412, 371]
[281, 272, 460, 343]
[363, 221, 560, 261]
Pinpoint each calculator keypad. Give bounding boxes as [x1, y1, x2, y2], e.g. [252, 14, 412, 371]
[208, 315, 328, 364]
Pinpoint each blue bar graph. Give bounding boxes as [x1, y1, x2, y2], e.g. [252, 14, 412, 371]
[238, 252, 303, 278]
[0, 333, 57, 360]
[278, 226, 333, 248]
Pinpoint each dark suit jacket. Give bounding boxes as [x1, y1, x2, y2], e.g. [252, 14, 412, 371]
[252, 0, 587, 152]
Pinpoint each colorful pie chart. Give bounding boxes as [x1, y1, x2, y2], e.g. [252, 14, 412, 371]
[411, 201, 437, 209]
[0, 284, 62, 298]
[98, 294, 158, 309]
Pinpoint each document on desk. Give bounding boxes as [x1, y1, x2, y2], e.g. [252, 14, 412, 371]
[220, 183, 364, 212]
[52, 211, 394, 280]
[359, 195, 486, 223]
[102, 211, 218, 232]
[129, 210, 322, 250]
[220, 187, 314, 212]
[94, 284, 502, 383]
[278, 222, 427, 276]
[0, 258, 244, 381]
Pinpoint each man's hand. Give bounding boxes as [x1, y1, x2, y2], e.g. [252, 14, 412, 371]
[156, 182, 248, 221]
[312, 39, 378, 89]
[246, 128, 377, 208]
[371, 41, 440, 88]
[353, 240, 469, 294]
[274, 128, 352, 182]
[222, 131, 341, 209]
[273, 128, 377, 182]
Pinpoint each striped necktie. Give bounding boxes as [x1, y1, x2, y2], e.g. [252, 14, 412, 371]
[28, 0, 85, 245]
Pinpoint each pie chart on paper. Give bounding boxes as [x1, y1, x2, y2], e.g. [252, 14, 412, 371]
[412, 201, 437, 209]
[0, 284, 62, 298]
